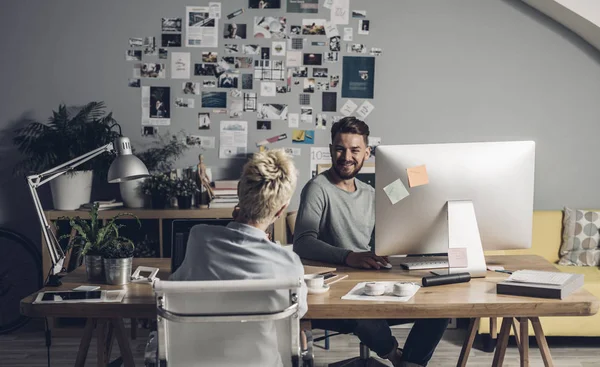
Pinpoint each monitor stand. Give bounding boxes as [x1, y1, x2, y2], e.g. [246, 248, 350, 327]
[432, 200, 487, 278]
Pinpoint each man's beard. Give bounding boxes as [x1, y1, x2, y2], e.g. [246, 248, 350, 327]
[333, 159, 364, 180]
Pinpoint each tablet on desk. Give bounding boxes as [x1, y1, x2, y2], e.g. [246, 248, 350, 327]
[34, 290, 126, 304]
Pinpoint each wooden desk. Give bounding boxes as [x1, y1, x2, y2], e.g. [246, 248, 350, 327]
[21, 255, 599, 367]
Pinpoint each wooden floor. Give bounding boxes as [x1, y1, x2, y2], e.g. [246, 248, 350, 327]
[1, 320, 599, 366]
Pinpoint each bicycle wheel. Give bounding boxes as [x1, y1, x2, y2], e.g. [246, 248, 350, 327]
[0, 227, 42, 334]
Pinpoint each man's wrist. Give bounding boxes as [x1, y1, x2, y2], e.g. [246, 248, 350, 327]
[342, 250, 353, 265]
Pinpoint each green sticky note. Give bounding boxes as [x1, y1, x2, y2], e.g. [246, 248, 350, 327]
[383, 179, 409, 205]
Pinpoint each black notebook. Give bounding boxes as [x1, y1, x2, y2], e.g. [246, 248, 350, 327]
[496, 270, 584, 300]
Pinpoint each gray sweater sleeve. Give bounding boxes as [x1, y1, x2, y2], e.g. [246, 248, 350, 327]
[293, 182, 352, 264]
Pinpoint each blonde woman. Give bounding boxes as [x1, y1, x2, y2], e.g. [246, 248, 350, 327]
[171, 149, 306, 366]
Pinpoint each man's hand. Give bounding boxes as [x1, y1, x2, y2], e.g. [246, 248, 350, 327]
[344, 251, 390, 269]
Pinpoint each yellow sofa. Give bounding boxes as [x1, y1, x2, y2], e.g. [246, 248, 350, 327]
[479, 211, 600, 337]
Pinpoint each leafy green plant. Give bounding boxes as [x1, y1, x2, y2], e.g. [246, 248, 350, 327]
[135, 132, 188, 174]
[141, 173, 174, 197]
[100, 238, 135, 259]
[60, 202, 140, 257]
[173, 177, 200, 197]
[12, 102, 121, 178]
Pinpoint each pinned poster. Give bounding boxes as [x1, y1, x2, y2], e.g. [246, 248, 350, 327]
[220, 121, 248, 159]
[286, 51, 302, 67]
[288, 113, 300, 128]
[341, 56, 375, 99]
[330, 0, 349, 25]
[323, 0, 334, 9]
[406, 165, 429, 187]
[310, 147, 331, 177]
[171, 52, 190, 79]
[343, 27, 353, 41]
[324, 22, 339, 37]
[209, 2, 221, 19]
[340, 99, 357, 116]
[383, 179, 409, 205]
[356, 100, 375, 119]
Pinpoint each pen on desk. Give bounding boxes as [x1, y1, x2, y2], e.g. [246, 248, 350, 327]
[325, 274, 348, 286]
[494, 270, 513, 274]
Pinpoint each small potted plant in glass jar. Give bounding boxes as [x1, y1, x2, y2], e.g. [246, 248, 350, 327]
[172, 177, 199, 209]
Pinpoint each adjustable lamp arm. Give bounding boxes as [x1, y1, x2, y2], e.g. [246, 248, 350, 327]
[26, 143, 115, 279]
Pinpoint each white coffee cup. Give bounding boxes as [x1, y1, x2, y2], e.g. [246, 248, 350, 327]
[304, 274, 325, 289]
[393, 282, 417, 297]
[364, 282, 386, 296]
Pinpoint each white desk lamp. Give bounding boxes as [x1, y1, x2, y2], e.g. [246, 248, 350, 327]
[26, 136, 150, 286]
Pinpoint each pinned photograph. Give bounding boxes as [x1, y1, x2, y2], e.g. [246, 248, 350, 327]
[292, 129, 314, 144]
[186, 135, 202, 146]
[299, 93, 311, 105]
[311, 41, 326, 46]
[254, 60, 285, 81]
[288, 113, 299, 128]
[303, 79, 315, 93]
[358, 19, 370, 35]
[330, 74, 340, 88]
[316, 113, 327, 130]
[303, 53, 322, 65]
[316, 81, 329, 91]
[230, 89, 243, 98]
[159, 48, 168, 59]
[227, 8, 245, 19]
[129, 37, 143, 47]
[230, 99, 244, 118]
[198, 112, 211, 129]
[218, 72, 240, 88]
[249, 0, 281, 8]
[347, 43, 367, 54]
[175, 98, 195, 108]
[224, 23, 247, 39]
[300, 107, 313, 123]
[242, 74, 254, 89]
[257, 133, 287, 147]
[290, 25, 302, 36]
[225, 44, 240, 54]
[142, 126, 158, 137]
[201, 91, 227, 108]
[261, 47, 270, 59]
[202, 51, 218, 62]
[286, 51, 302, 67]
[257, 103, 288, 120]
[352, 10, 367, 18]
[219, 56, 236, 70]
[257, 120, 271, 130]
[287, 0, 318, 13]
[302, 19, 326, 35]
[289, 37, 305, 50]
[343, 27, 353, 41]
[194, 63, 216, 76]
[291, 67, 308, 77]
[203, 80, 217, 88]
[322, 91, 337, 112]
[329, 36, 341, 52]
[162, 18, 182, 32]
[183, 82, 201, 94]
[244, 92, 257, 111]
[370, 48, 383, 56]
[313, 67, 328, 78]
[141, 63, 166, 78]
[235, 57, 253, 69]
[143, 37, 157, 55]
[126, 50, 142, 61]
[162, 34, 182, 47]
[276, 85, 289, 94]
[325, 51, 339, 63]
[261, 82, 277, 97]
[128, 78, 140, 88]
[254, 16, 287, 39]
[149, 86, 170, 119]
[133, 64, 141, 78]
[242, 44, 260, 55]
[272, 41, 286, 56]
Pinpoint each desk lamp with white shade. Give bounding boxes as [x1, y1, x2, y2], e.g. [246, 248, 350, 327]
[27, 136, 150, 286]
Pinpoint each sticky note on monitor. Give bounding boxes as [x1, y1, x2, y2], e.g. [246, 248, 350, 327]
[448, 247, 468, 268]
[407, 165, 429, 187]
[383, 179, 409, 205]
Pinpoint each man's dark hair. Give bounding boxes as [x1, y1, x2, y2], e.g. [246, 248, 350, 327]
[330, 116, 370, 145]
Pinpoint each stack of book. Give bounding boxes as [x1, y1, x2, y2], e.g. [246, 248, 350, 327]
[496, 269, 584, 299]
[79, 200, 124, 211]
[209, 180, 239, 209]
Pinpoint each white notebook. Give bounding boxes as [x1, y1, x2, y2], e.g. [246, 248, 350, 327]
[506, 270, 573, 286]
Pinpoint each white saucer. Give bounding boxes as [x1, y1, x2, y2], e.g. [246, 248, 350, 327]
[307, 284, 330, 295]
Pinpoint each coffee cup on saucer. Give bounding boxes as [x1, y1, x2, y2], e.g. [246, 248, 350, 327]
[393, 282, 418, 297]
[304, 274, 329, 294]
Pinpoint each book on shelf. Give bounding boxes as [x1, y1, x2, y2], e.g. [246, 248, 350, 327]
[496, 269, 584, 299]
[79, 200, 124, 211]
[211, 197, 239, 203]
[208, 202, 238, 209]
[212, 189, 238, 196]
[214, 180, 239, 190]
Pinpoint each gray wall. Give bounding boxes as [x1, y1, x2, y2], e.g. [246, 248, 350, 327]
[1, 0, 600, 242]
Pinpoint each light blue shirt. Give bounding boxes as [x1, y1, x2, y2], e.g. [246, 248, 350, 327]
[170, 222, 307, 366]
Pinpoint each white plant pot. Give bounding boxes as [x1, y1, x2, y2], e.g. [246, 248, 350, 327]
[49, 170, 93, 210]
[119, 177, 147, 208]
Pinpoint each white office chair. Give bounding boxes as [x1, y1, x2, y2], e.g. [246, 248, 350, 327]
[145, 277, 304, 367]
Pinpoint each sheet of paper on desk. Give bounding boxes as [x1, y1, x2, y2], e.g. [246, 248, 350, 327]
[407, 165, 429, 187]
[342, 282, 419, 302]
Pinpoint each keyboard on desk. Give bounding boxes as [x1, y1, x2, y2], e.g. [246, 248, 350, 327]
[396, 258, 449, 270]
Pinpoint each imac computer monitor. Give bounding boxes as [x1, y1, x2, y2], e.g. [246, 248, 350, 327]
[375, 141, 535, 275]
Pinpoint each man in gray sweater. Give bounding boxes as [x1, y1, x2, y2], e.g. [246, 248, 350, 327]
[293, 117, 449, 367]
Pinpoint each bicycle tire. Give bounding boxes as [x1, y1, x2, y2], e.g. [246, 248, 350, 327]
[0, 227, 43, 334]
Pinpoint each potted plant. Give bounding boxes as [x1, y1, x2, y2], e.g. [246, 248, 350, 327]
[120, 132, 188, 208]
[173, 177, 200, 209]
[101, 237, 136, 285]
[61, 202, 140, 282]
[141, 173, 174, 209]
[13, 102, 121, 210]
